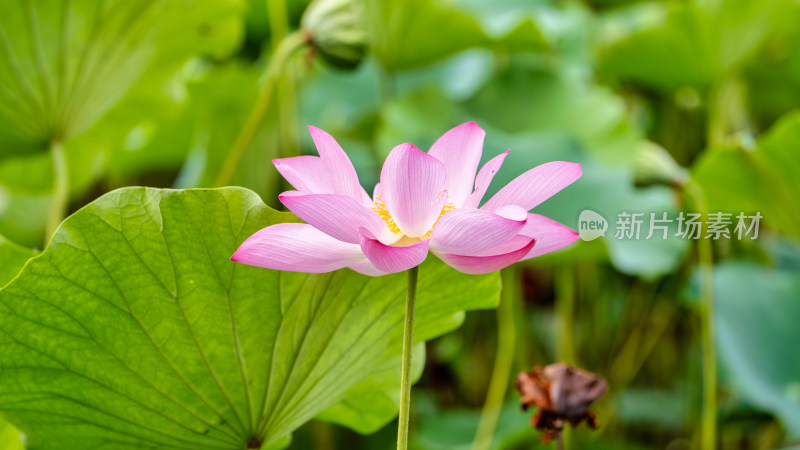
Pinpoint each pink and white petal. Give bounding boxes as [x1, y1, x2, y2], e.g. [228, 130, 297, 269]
[273, 155, 332, 194]
[360, 232, 430, 274]
[347, 258, 388, 277]
[482, 161, 582, 212]
[307, 126, 372, 204]
[481, 234, 534, 256]
[231, 223, 363, 273]
[430, 207, 526, 256]
[279, 191, 390, 244]
[463, 151, 509, 208]
[428, 122, 485, 207]
[380, 143, 448, 237]
[519, 213, 580, 259]
[494, 204, 528, 221]
[434, 237, 536, 275]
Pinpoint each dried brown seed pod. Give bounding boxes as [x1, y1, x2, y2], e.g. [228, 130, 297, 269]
[515, 362, 607, 443]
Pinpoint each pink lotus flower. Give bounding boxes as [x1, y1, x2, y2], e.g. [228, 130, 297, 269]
[232, 122, 581, 275]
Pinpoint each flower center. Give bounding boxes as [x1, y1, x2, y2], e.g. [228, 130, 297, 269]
[372, 193, 454, 244]
[371, 194, 401, 234]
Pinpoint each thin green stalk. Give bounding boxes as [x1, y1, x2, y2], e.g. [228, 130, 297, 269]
[266, 0, 289, 43]
[556, 266, 576, 365]
[397, 265, 419, 450]
[600, 301, 676, 435]
[555, 265, 576, 450]
[214, 31, 307, 188]
[266, 0, 300, 161]
[472, 267, 518, 450]
[46, 140, 68, 241]
[686, 180, 716, 450]
[707, 75, 751, 148]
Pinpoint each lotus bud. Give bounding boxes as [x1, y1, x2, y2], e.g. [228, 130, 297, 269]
[634, 141, 688, 188]
[301, 0, 367, 70]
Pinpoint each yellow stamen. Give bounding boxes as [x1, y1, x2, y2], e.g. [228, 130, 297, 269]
[372, 194, 401, 233]
[372, 193, 454, 240]
[421, 202, 454, 240]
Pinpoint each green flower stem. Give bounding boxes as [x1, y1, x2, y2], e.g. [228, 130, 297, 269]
[266, 0, 301, 162]
[556, 265, 576, 365]
[555, 265, 576, 450]
[266, 0, 289, 43]
[214, 31, 307, 188]
[472, 267, 518, 450]
[686, 180, 716, 450]
[707, 75, 750, 148]
[46, 139, 68, 241]
[397, 265, 419, 450]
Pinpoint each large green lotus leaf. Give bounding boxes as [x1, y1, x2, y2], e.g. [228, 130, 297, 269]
[597, 0, 797, 91]
[0, 0, 243, 158]
[0, 187, 500, 449]
[0, 233, 37, 287]
[706, 262, 800, 437]
[693, 111, 800, 239]
[364, 0, 544, 72]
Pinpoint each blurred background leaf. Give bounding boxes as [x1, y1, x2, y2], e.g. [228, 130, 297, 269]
[687, 260, 800, 438]
[693, 111, 800, 239]
[0, 233, 36, 286]
[364, 0, 545, 72]
[0, 0, 243, 154]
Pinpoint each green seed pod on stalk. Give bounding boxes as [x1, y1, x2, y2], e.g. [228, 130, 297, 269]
[301, 0, 367, 69]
